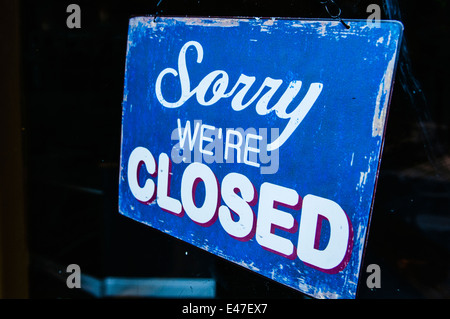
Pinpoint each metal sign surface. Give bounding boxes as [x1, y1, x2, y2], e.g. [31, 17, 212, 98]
[118, 16, 403, 299]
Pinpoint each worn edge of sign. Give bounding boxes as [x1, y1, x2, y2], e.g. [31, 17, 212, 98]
[354, 21, 404, 298]
[128, 15, 403, 38]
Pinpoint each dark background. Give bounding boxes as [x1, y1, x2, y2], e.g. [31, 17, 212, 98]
[2, 0, 449, 298]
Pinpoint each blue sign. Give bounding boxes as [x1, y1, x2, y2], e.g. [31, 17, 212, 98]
[119, 17, 403, 299]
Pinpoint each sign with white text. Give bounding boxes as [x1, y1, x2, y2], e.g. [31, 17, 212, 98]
[118, 17, 403, 299]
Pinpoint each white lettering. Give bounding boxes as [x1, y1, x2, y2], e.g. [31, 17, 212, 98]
[224, 129, 243, 163]
[157, 153, 182, 215]
[177, 118, 201, 152]
[199, 124, 216, 156]
[155, 41, 323, 151]
[256, 182, 300, 258]
[244, 133, 262, 168]
[126, 147, 353, 273]
[155, 41, 203, 108]
[297, 194, 352, 273]
[219, 173, 256, 240]
[127, 147, 157, 203]
[181, 162, 219, 226]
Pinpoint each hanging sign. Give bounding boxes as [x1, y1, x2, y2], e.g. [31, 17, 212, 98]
[118, 16, 403, 299]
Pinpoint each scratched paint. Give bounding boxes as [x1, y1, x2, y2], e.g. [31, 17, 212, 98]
[118, 17, 403, 299]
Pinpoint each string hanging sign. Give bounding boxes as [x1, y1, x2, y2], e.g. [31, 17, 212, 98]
[118, 16, 403, 299]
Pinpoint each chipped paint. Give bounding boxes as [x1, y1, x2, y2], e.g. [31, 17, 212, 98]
[372, 46, 398, 137]
[235, 260, 261, 272]
[376, 36, 384, 45]
[183, 17, 241, 27]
